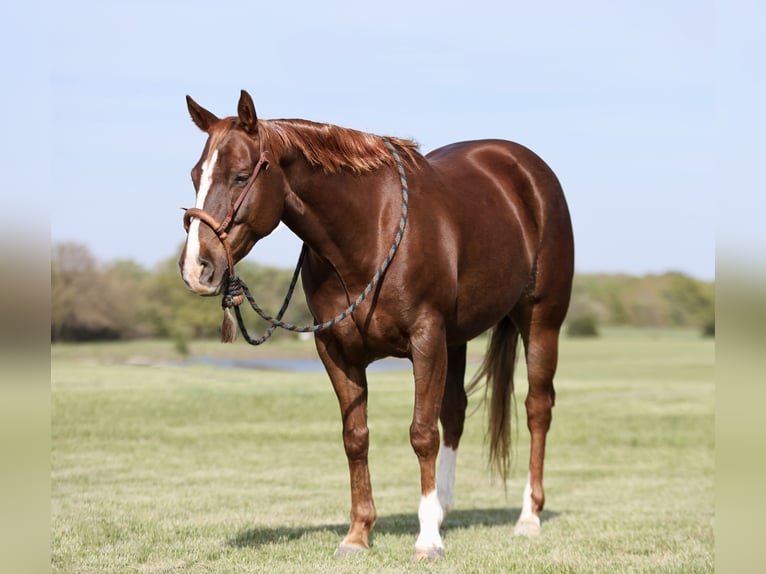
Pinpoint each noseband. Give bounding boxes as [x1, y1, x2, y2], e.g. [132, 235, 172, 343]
[182, 137, 409, 344]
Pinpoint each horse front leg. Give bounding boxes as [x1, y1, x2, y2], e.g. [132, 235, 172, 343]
[315, 334, 376, 556]
[409, 320, 449, 561]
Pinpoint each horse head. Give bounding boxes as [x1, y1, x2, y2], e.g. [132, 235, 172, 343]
[179, 91, 286, 295]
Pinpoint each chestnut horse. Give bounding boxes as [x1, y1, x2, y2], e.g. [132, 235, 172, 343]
[179, 90, 574, 560]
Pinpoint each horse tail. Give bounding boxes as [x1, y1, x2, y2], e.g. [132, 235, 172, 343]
[466, 316, 519, 482]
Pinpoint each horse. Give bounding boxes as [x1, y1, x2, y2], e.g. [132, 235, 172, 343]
[178, 90, 574, 561]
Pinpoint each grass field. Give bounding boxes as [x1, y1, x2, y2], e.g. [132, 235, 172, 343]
[51, 329, 714, 573]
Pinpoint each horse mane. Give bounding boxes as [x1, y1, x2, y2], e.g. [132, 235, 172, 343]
[258, 119, 421, 174]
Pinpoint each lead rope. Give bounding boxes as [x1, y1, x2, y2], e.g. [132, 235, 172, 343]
[222, 138, 409, 345]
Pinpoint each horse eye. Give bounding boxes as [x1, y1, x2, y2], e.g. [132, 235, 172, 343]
[233, 173, 250, 186]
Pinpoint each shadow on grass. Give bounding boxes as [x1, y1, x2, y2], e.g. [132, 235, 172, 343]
[229, 507, 559, 549]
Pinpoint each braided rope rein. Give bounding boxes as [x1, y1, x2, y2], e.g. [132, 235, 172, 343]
[222, 138, 410, 345]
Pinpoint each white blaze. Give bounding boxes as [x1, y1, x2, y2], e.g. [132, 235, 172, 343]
[182, 149, 218, 291]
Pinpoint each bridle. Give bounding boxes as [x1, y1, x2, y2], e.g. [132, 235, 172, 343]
[182, 134, 270, 275]
[182, 135, 409, 345]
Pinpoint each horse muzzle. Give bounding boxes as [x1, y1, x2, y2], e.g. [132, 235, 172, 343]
[180, 256, 223, 296]
[180, 209, 232, 296]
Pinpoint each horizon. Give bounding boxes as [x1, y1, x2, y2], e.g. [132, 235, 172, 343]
[51, 236, 715, 283]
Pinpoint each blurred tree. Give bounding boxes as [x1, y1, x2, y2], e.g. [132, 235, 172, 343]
[566, 313, 600, 337]
[51, 243, 124, 341]
[102, 259, 155, 338]
[570, 272, 714, 329]
[661, 271, 714, 327]
[144, 257, 221, 340]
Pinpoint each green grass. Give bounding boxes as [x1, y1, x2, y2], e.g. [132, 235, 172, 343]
[51, 330, 714, 573]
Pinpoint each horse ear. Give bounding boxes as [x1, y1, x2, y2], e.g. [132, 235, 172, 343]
[237, 90, 259, 135]
[186, 95, 219, 132]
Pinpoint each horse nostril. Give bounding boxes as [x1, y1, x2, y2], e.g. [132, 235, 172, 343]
[197, 255, 214, 284]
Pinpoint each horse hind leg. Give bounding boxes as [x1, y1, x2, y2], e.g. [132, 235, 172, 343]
[437, 344, 468, 516]
[512, 307, 563, 537]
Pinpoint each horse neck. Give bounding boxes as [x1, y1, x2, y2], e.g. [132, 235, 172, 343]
[280, 158, 397, 279]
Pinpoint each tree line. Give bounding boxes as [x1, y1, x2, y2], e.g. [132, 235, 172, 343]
[51, 242, 313, 343]
[568, 271, 714, 336]
[51, 242, 714, 342]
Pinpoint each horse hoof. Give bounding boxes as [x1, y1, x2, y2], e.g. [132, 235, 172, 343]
[335, 542, 367, 557]
[513, 518, 541, 537]
[413, 546, 445, 561]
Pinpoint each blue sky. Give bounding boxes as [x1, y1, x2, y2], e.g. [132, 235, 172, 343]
[24, 0, 756, 280]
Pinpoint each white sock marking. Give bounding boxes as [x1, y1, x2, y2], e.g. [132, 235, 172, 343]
[516, 472, 541, 529]
[436, 445, 457, 514]
[182, 149, 218, 291]
[415, 489, 444, 551]
[519, 473, 534, 520]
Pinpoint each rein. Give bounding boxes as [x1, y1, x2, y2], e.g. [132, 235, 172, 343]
[184, 138, 409, 344]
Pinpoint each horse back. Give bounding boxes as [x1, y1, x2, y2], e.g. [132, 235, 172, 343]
[425, 139, 570, 238]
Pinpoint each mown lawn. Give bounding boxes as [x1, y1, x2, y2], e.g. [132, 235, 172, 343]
[51, 330, 714, 573]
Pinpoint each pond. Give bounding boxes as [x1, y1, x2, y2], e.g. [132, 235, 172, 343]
[186, 355, 412, 373]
